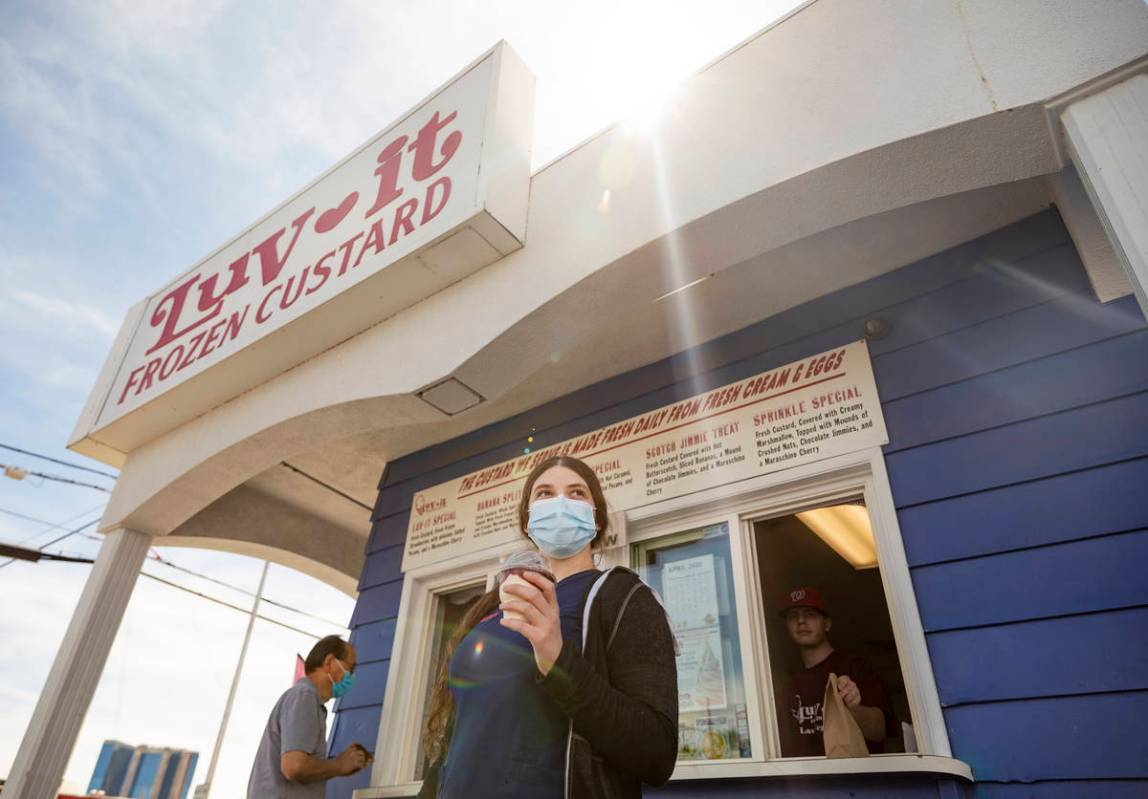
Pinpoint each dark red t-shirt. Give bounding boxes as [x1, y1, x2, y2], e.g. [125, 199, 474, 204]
[781, 650, 898, 757]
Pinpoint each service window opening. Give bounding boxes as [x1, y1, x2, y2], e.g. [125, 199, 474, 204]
[754, 500, 911, 758]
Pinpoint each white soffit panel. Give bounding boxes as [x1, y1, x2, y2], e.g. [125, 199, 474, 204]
[419, 378, 485, 416]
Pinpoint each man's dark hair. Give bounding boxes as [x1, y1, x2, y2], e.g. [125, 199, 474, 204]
[305, 635, 349, 673]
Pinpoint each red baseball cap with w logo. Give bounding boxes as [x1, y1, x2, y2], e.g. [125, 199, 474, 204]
[780, 586, 830, 616]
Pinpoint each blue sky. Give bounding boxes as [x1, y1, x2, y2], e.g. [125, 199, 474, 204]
[0, 0, 800, 794]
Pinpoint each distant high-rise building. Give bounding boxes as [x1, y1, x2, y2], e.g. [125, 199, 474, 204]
[87, 740, 199, 799]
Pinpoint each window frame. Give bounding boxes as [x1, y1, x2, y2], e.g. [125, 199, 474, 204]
[368, 544, 501, 790]
[623, 447, 953, 780]
[358, 447, 965, 798]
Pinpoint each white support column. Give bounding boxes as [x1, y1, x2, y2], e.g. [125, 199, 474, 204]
[6, 527, 153, 799]
[1062, 73, 1148, 321]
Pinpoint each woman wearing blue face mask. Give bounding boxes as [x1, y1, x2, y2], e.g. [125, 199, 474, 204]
[420, 455, 678, 799]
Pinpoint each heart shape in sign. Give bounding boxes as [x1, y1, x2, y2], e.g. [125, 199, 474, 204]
[315, 191, 359, 234]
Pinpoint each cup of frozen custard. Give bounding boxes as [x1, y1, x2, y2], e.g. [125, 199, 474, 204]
[498, 550, 556, 621]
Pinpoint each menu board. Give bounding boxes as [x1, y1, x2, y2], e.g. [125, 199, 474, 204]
[403, 341, 888, 571]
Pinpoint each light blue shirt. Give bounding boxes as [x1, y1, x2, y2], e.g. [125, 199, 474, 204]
[247, 678, 329, 799]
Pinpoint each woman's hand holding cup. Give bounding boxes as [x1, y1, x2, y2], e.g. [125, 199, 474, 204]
[499, 569, 563, 676]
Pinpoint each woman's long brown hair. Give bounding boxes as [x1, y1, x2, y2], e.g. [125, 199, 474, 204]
[421, 455, 610, 764]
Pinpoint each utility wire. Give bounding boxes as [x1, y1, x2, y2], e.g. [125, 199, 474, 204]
[0, 518, 102, 569]
[0, 506, 58, 525]
[147, 553, 348, 630]
[1, 503, 104, 544]
[0, 545, 93, 564]
[139, 571, 337, 640]
[1, 463, 112, 493]
[0, 443, 119, 479]
[13, 528, 350, 630]
[0, 540, 341, 640]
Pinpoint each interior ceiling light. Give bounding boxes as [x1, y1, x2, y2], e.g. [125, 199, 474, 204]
[418, 377, 485, 416]
[796, 504, 878, 570]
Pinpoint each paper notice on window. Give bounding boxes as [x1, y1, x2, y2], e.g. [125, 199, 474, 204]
[677, 627, 728, 713]
[663, 554, 720, 632]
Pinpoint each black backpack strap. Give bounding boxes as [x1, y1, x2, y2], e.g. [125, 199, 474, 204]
[606, 582, 645, 651]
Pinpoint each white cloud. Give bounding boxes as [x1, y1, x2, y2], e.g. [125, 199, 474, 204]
[0, 266, 123, 398]
[9, 289, 121, 338]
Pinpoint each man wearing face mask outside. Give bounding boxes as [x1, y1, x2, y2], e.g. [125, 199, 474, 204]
[419, 455, 678, 798]
[247, 635, 372, 799]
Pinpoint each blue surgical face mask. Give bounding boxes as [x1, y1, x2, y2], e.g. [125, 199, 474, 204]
[527, 495, 597, 559]
[330, 659, 355, 699]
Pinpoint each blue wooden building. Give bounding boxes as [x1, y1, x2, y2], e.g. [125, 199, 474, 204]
[16, 3, 1147, 799]
[332, 207, 1148, 798]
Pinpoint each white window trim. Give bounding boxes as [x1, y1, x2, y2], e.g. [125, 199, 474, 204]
[624, 447, 954, 778]
[368, 541, 510, 788]
[358, 447, 966, 798]
[353, 755, 971, 799]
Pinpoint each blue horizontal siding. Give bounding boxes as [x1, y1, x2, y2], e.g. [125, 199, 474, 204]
[327, 704, 382, 753]
[928, 606, 1148, 705]
[367, 513, 408, 554]
[326, 704, 379, 799]
[898, 457, 1148, 566]
[887, 389, 1148, 507]
[325, 767, 370, 799]
[972, 781, 1148, 798]
[350, 617, 397, 665]
[358, 545, 403, 591]
[337, 659, 390, 710]
[349, 579, 403, 628]
[913, 529, 1148, 631]
[945, 691, 1148, 781]
[884, 329, 1148, 453]
[874, 294, 1144, 402]
[873, 244, 1088, 355]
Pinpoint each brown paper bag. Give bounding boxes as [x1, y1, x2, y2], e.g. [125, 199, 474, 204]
[822, 672, 870, 758]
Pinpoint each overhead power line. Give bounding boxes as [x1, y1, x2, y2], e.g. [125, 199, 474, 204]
[12, 503, 106, 545]
[0, 539, 340, 640]
[1, 503, 104, 539]
[139, 571, 335, 640]
[0, 443, 119, 480]
[1, 463, 112, 493]
[0, 542, 94, 564]
[3, 532, 349, 633]
[0, 518, 102, 569]
[0, 506, 59, 525]
[148, 553, 348, 630]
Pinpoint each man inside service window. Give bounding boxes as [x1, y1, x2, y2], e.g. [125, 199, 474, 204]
[779, 587, 898, 757]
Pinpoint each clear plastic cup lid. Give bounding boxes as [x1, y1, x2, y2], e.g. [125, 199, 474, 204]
[497, 549, 555, 582]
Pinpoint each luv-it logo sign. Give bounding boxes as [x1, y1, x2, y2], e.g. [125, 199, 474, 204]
[117, 109, 464, 406]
